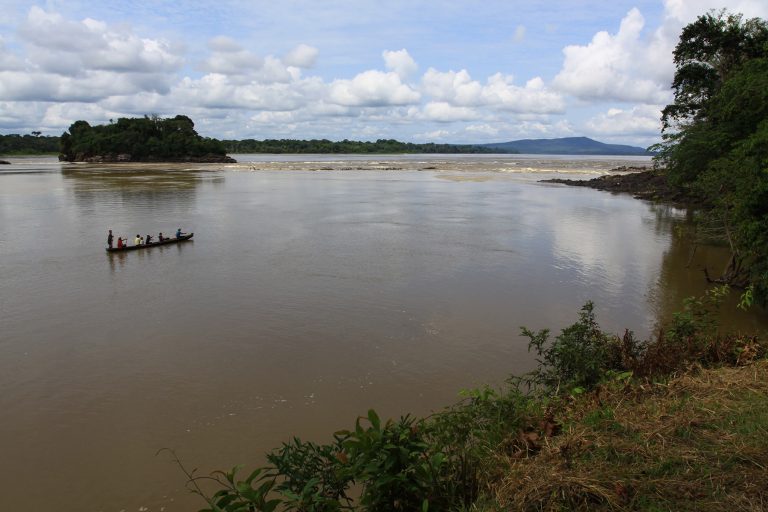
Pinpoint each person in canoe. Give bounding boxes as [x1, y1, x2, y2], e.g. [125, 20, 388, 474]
[158, 232, 164, 242]
[176, 228, 188, 239]
[116, 237, 124, 249]
[107, 230, 113, 249]
[134, 234, 141, 246]
[146, 234, 153, 245]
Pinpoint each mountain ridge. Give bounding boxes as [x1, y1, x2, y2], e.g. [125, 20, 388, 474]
[480, 136, 653, 155]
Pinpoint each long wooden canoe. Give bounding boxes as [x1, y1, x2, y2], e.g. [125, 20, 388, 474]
[106, 233, 194, 252]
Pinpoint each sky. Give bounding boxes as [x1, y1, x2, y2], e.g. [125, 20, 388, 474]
[0, 0, 767, 146]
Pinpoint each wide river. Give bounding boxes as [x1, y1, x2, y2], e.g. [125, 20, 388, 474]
[1, 154, 766, 511]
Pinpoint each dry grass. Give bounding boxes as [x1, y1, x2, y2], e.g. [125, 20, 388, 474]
[490, 360, 768, 511]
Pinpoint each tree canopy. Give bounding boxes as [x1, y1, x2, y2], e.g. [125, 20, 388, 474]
[654, 10, 768, 301]
[59, 115, 233, 162]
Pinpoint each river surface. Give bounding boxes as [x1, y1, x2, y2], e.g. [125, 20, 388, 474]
[1, 154, 766, 511]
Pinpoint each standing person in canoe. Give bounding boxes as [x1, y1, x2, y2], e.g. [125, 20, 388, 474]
[107, 230, 113, 249]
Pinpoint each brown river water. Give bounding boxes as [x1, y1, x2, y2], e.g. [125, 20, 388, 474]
[1, 154, 766, 511]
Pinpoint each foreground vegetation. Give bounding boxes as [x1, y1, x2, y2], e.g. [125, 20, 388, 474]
[169, 285, 766, 511]
[653, 10, 768, 302]
[58, 115, 234, 163]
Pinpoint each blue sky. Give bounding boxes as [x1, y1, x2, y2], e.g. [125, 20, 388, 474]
[1, 0, 766, 146]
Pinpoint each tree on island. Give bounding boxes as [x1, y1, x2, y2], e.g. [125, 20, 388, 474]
[654, 10, 768, 302]
[58, 115, 235, 163]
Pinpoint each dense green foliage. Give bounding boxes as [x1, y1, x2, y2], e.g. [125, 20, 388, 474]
[59, 115, 230, 162]
[0, 133, 60, 155]
[221, 138, 501, 154]
[654, 10, 768, 301]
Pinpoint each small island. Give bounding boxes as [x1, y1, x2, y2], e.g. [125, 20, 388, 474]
[58, 115, 236, 163]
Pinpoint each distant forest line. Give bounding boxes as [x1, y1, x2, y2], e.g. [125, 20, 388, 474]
[220, 138, 502, 154]
[1, 132, 503, 155]
[0, 133, 60, 155]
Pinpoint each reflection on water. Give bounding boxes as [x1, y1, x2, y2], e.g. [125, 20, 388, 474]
[107, 239, 194, 274]
[63, 165, 223, 218]
[651, 206, 766, 333]
[0, 156, 765, 512]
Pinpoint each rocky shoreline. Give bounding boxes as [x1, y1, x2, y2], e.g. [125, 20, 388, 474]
[541, 167, 700, 205]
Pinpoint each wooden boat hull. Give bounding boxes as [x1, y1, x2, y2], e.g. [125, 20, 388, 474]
[106, 233, 194, 252]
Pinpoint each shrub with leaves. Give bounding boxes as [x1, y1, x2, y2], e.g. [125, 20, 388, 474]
[338, 410, 444, 512]
[267, 436, 353, 511]
[521, 301, 629, 394]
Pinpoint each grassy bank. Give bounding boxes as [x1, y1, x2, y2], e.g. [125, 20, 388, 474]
[492, 360, 768, 511]
[174, 288, 766, 511]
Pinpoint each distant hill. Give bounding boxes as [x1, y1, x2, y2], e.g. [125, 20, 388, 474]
[480, 137, 653, 155]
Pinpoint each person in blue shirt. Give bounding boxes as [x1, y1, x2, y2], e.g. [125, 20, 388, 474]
[176, 228, 187, 238]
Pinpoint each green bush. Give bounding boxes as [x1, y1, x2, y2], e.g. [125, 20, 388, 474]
[521, 301, 629, 393]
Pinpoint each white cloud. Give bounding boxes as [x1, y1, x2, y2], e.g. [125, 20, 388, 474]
[0, 70, 174, 102]
[284, 44, 319, 68]
[201, 36, 263, 77]
[483, 74, 565, 113]
[173, 73, 324, 111]
[416, 129, 451, 140]
[422, 68, 484, 105]
[664, 0, 768, 23]
[585, 105, 662, 136]
[465, 124, 499, 136]
[552, 1, 768, 107]
[421, 68, 564, 113]
[382, 49, 418, 78]
[514, 119, 574, 137]
[328, 70, 420, 106]
[40, 102, 120, 129]
[0, 7, 183, 105]
[0, 101, 48, 130]
[553, 8, 672, 104]
[257, 55, 295, 83]
[19, 7, 182, 75]
[419, 101, 481, 122]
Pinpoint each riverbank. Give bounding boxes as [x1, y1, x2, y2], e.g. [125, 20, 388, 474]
[541, 168, 701, 205]
[193, 293, 767, 511]
[492, 359, 768, 511]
